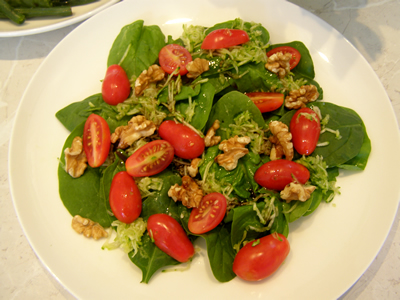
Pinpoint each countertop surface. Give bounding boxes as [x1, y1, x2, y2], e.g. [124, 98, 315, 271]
[1, 0, 399, 299]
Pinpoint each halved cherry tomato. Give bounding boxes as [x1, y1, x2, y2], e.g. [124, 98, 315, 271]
[101, 64, 131, 105]
[246, 92, 284, 113]
[266, 46, 301, 70]
[254, 160, 310, 191]
[188, 192, 227, 234]
[109, 171, 142, 224]
[201, 29, 249, 50]
[290, 107, 321, 155]
[158, 44, 192, 76]
[125, 140, 174, 177]
[233, 233, 290, 281]
[147, 213, 194, 262]
[158, 120, 205, 160]
[83, 114, 111, 168]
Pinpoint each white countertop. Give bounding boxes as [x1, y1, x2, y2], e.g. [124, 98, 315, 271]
[1, 0, 399, 299]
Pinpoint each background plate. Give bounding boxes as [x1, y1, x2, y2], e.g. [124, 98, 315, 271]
[9, 0, 400, 299]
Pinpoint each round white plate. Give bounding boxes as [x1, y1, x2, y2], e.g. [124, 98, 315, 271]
[9, 0, 400, 299]
[0, 0, 119, 37]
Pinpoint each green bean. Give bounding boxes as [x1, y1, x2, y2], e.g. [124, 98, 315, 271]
[0, 6, 72, 18]
[0, 0, 25, 24]
[4, 0, 52, 8]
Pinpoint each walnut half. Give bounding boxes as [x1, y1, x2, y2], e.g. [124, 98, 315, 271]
[268, 121, 293, 161]
[285, 85, 319, 109]
[215, 135, 250, 171]
[168, 175, 203, 208]
[64, 136, 87, 178]
[204, 120, 221, 147]
[280, 182, 316, 203]
[71, 215, 108, 240]
[265, 52, 292, 78]
[186, 58, 209, 78]
[135, 64, 165, 96]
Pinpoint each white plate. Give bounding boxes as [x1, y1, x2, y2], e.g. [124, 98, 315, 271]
[9, 0, 400, 299]
[0, 0, 119, 37]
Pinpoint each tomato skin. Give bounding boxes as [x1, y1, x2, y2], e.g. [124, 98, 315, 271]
[254, 160, 310, 191]
[290, 107, 321, 155]
[233, 233, 290, 281]
[101, 65, 131, 105]
[246, 92, 284, 113]
[188, 192, 227, 234]
[266, 46, 301, 70]
[147, 214, 194, 263]
[83, 114, 111, 168]
[201, 29, 249, 50]
[158, 120, 205, 159]
[158, 44, 192, 76]
[109, 171, 142, 224]
[125, 140, 174, 177]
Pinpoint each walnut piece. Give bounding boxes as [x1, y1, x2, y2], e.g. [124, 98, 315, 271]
[265, 52, 292, 78]
[280, 182, 316, 203]
[187, 158, 202, 177]
[111, 115, 157, 149]
[135, 64, 165, 96]
[268, 121, 293, 161]
[71, 215, 108, 240]
[204, 120, 221, 147]
[168, 175, 203, 208]
[285, 85, 319, 109]
[64, 136, 87, 178]
[186, 58, 210, 78]
[215, 135, 250, 171]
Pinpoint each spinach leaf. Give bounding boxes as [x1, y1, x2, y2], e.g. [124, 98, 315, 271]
[129, 234, 180, 284]
[107, 20, 166, 79]
[174, 84, 201, 101]
[282, 196, 313, 223]
[201, 225, 236, 282]
[55, 93, 131, 132]
[57, 122, 113, 227]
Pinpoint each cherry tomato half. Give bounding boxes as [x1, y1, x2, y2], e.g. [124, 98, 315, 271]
[125, 140, 174, 177]
[201, 29, 249, 50]
[290, 107, 321, 155]
[83, 114, 111, 168]
[147, 213, 194, 263]
[246, 92, 284, 113]
[233, 233, 290, 281]
[158, 44, 192, 76]
[109, 171, 142, 224]
[158, 120, 205, 160]
[188, 192, 227, 234]
[254, 160, 310, 191]
[101, 64, 131, 105]
[266, 46, 301, 70]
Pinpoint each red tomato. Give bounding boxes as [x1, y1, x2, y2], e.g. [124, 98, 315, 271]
[109, 171, 142, 224]
[101, 65, 131, 105]
[188, 192, 227, 234]
[125, 140, 174, 177]
[233, 233, 290, 281]
[201, 29, 249, 50]
[83, 114, 111, 168]
[254, 160, 310, 191]
[290, 107, 321, 155]
[246, 92, 284, 113]
[158, 120, 205, 160]
[266, 46, 301, 70]
[158, 44, 192, 76]
[147, 213, 194, 262]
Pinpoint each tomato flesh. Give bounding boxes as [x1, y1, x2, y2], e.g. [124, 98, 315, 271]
[254, 159, 310, 191]
[233, 233, 290, 281]
[290, 107, 321, 155]
[188, 192, 227, 234]
[82, 114, 111, 168]
[125, 140, 174, 177]
[109, 171, 142, 224]
[101, 64, 131, 105]
[158, 44, 192, 76]
[246, 92, 284, 113]
[158, 120, 205, 160]
[266, 46, 301, 70]
[201, 29, 249, 50]
[147, 213, 194, 262]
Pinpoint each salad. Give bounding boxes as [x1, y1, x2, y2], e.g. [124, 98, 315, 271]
[56, 18, 371, 283]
